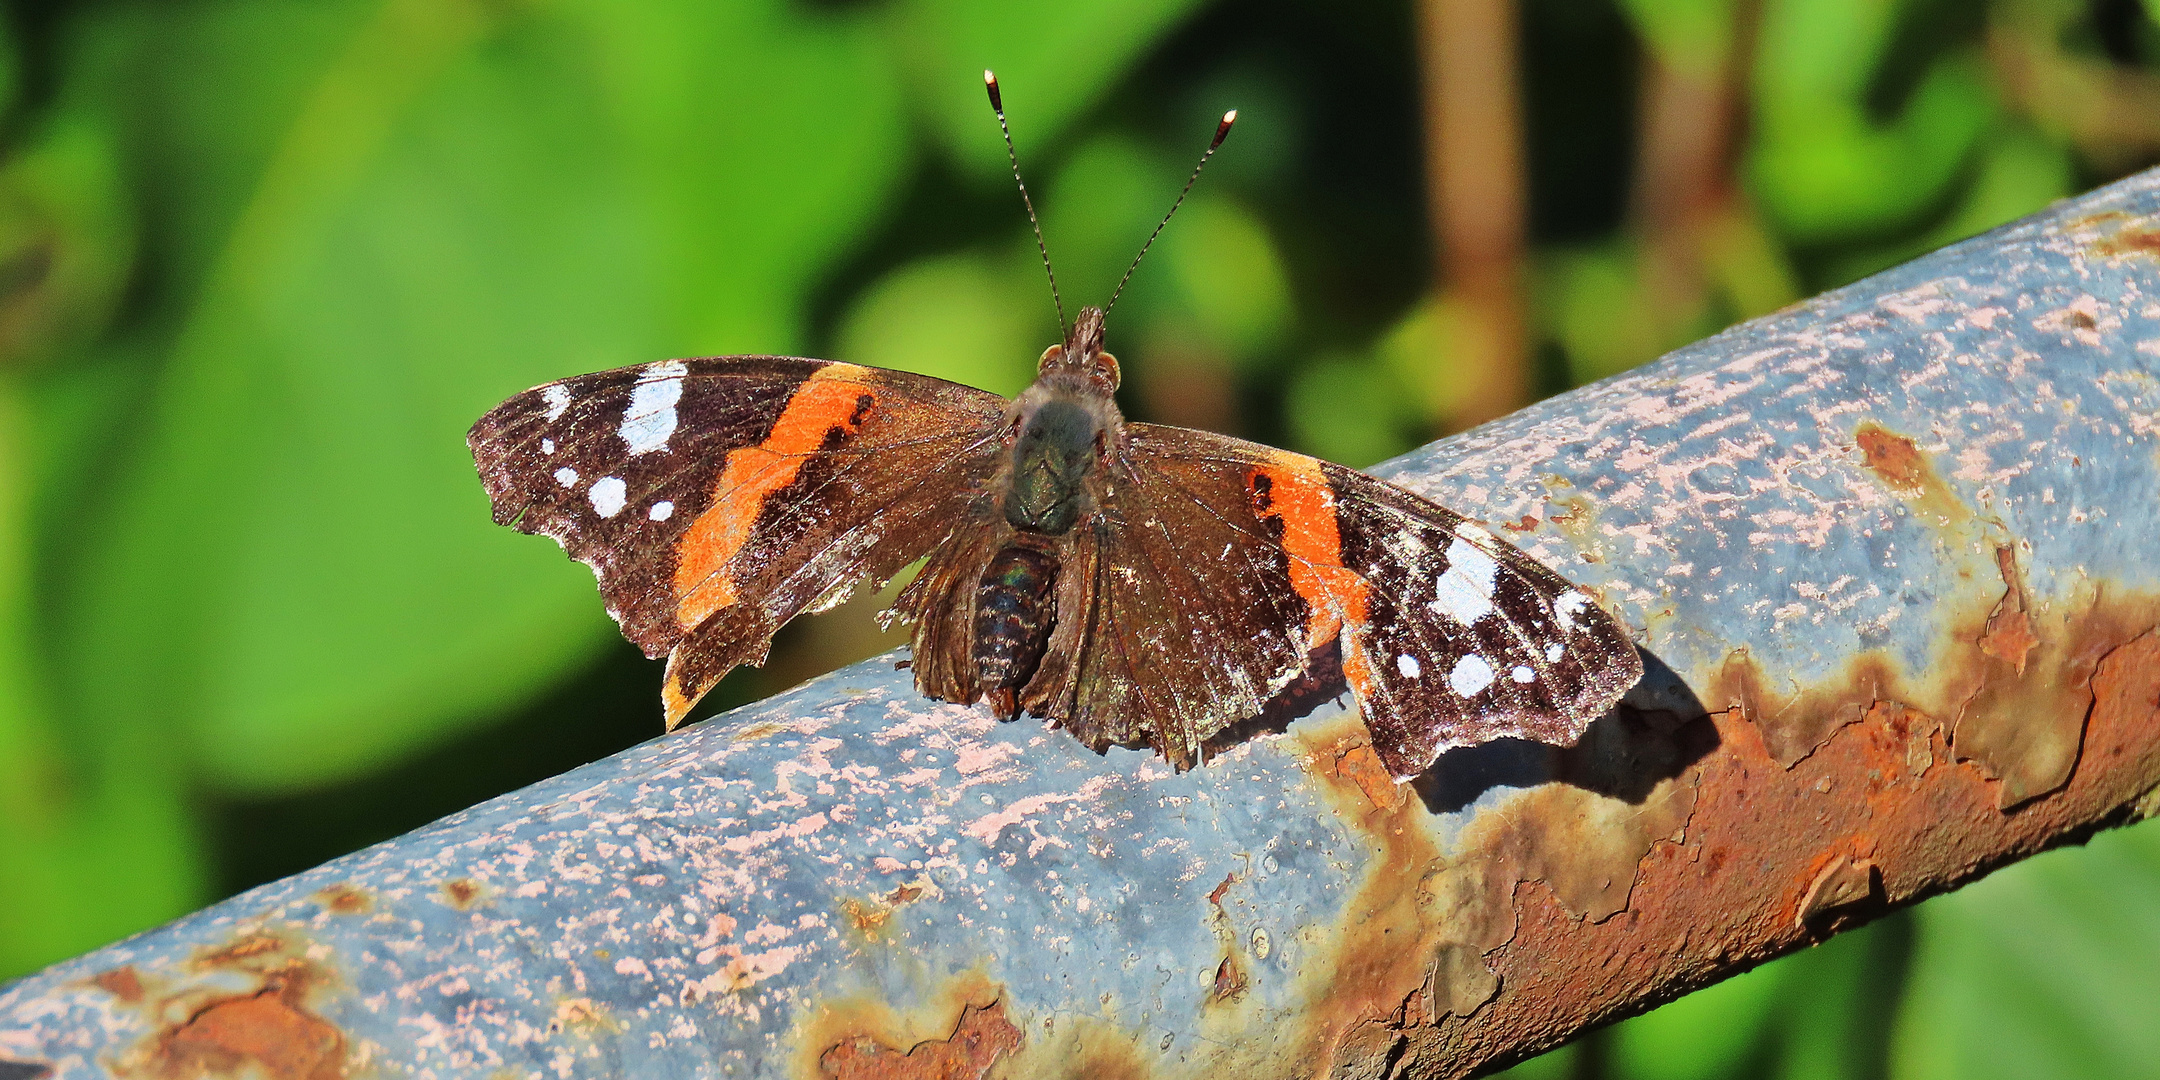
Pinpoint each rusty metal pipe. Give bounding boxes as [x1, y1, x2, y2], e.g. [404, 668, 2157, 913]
[8, 169, 2160, 1080]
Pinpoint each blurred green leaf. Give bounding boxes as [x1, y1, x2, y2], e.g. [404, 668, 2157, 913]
[1378, 295, 1480, 424]
[1144, 195, 1291, 365]
[1285, 354, 1413, 469]
[60, 0, 915, 794]
[1493, 1042, 1582, 1080]
[1893, 819, 2160, 1080]
[1749, 0, 1997, 244]
[1542, 242, 1664, 384]
[1042, 134, 1183, 309]
[1616, 0, 1737, 76]
[1824, 124, 2073, 285]
[883, 0, 1213, 180]
[1608, 953, 1791, 1080]
[836, 252, 1040, 397]
[0, 114, 135, 369]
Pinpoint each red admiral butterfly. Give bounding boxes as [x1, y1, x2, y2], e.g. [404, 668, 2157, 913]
[468, 74, 1640, 779]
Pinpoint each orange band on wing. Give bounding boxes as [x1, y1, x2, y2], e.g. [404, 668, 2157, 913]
[673, 365, 878, 630]
[1250, 454, 1376, 698]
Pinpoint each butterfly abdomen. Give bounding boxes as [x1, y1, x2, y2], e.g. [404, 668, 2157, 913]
[973, 545, 1059, 719]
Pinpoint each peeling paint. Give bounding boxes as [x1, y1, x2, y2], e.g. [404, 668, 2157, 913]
[1795, 856, 1880, 928]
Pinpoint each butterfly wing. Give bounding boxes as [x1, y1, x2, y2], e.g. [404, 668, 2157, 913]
[1030, 424, 1640, 778]
[469, 357, 1008, 726]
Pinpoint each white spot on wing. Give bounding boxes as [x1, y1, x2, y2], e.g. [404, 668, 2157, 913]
[649, 500, 674, 522]
[1512, 665, 1535, 684]
[1429, 538, 1500, 625]
[1397, 654, 1421, 679]
[542, 384, 572, 420]
[1546, 642, 1565, 662]
[589, 476, 627, 518]
[1449, 654, 1495, 697]
[540, 438, 555, 454]
[1555, 591, 1589, 632]
[620, 360, 689, 455]
[553, 466, 579, 487]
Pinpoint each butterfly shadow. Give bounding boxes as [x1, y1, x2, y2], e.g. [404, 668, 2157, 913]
[1204, 645, 1717, 814]
[1414, 646, 1716, 814]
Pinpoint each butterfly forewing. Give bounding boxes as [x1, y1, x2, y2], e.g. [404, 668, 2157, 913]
[1321, 463, 1641, 776]
[468, 357, 1008, 724]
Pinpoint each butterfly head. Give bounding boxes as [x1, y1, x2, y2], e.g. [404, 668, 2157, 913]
[1036, 306, 1120, 395]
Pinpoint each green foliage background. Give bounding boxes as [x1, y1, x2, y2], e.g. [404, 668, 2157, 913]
[0, 0, 2154, 1076]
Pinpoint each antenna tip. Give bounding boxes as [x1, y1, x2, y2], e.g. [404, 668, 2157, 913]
[984, 70, 1003, 113]
[1212, 110, 1237, 149]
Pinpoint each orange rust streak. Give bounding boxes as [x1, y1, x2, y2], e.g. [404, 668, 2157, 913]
[1257, 455, 1375, 697]
[674, 366, 877, 629]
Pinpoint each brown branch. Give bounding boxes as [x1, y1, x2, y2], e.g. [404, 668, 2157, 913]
[1417, 0, 1530, 429]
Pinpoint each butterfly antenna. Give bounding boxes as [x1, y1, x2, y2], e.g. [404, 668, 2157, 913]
[986, 70, 1065, 339]
[1104, 109, 1237, 318]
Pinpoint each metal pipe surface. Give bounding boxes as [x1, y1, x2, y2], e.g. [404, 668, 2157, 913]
[7, 170, 2160, 1080]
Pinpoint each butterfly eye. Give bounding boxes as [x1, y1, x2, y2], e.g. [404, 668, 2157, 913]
[1094, 351, 1121, 392]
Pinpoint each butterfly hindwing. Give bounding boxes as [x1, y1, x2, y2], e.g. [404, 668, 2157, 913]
[469, 357, 1008, 725]
[1035, 425, 1640, 777]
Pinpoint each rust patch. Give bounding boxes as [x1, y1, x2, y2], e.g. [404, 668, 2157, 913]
[107, 931, 349, 1080]
[1334, 742, 1405, 812]
[1853, 420, 1975, 527]
[2087, 629, 2160, 817]
[733, 720, 790, 743]
[1540, 481, 1606, 563]
[92, 966, 146, 1005]
[547, 997, 622, 1037]
[1212, 956, 1249, 1002]
[1291, 716, 1449, 1060]
[842, 880, 930, 943]
[1291, 707, 1703, 1068]
[2080, 209, 2160, 260]
[1712, 648, 1906, 767]
[1795, 856, 1880, 929]
[1203, 872, 1250, 1005]
[1498, 514, 1540, 533]
[1855, 422, 1926, 492]
[314, 884, 371, 915]
[1366, 589, 2160, 1079]
[797, 972, 1011, 1080]
[819, 999, 1020, 1079]
[440, 878, 483, 909]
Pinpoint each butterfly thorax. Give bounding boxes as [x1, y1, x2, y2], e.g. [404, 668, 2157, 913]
[1000, 306, 1124, 537]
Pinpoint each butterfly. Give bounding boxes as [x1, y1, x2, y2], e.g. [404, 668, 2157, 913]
[466, 74, 1641, 780]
